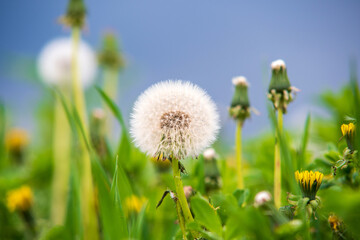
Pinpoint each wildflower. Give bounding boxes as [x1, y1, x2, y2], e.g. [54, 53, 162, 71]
[341, 123, 356, 151]
[98, 33, 125, 71]
[130, 80, 219, 160]
[268, 59, 298, 113]
[229, 76, 251, 124]
[254, 191, 272, 207]
[38, 38, 97, 88]
[6, 185, 33, 212]
[6, 128, 29, 164]
[125, 195, 147, 215]
[295, 170, 323, 200]
[203, 148, 216, 161]
[60, 0, 86, 28]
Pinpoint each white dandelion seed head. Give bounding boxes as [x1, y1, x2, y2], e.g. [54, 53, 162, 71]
[232, 76, 248, 87]
[203, 148, 216, 161]
[254, 191, 272, 207]
[38, 37, 97, 88]
[271, 59, 286, 70]
[130, 80, 220, 160]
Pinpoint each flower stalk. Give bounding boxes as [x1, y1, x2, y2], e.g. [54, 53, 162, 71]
[274, 108, 283, 209]
[235, 121, 244, 189]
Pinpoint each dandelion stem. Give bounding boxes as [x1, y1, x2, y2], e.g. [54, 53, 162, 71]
[175, 200, 187, 240]
[71, 27, 98, 240]
[235, 121, 244, 189]
[51, 92, 71, 224]
[103, 68, 119, 137]
[274, 108, 283, 209]
[171, 158, 194, 224]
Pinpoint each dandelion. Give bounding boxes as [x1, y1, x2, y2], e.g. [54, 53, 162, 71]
[38, 37, 97, 88]
[254, 191, 272, 207]
[268, 59, 298, 209]
[341, 123, 356, 151]
[125, 195, 147, 216]
[6, 185, 36, 234]
[229, 76, 251, 189]
[6, 185, 33, 212]
[295, 170, 323, 200]
[203, 148, 221, 193]
[131, 80, 219, 236]
[131, 80, 219, 160]
[6, 128, 29, 164]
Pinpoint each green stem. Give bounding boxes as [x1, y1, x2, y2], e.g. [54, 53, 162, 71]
[51, 92, 71, 224]
[171, 158, 194, 224]
[235, 121, 244, 189]
[71, 27, 98, 240]
[175, 200, 187, 240]
[103, 68, 119, 137]
[274, 109, 283, 209]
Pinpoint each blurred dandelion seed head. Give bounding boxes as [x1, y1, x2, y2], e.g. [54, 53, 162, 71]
[6, 185, 33, 212]
[254, 191, 272, 207]
[295, 170, 323, 200]
[130, 80, 220, 160]
[38, 38, 97, 88]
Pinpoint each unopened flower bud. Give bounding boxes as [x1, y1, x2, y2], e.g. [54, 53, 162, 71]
[229, 76, 251, 123]
[254, 191, 272, 207]
[98, 33, 125, 71]
[183, 186, 194, 200]
[203, 148, 216, 161]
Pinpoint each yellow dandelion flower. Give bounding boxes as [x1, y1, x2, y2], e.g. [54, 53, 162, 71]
[6, 185, 33, 212]
[5, 128, 29, 151]
[125, 195, 147, 216]
[295, 170, 323, 200]
[341, 123, 355, 136]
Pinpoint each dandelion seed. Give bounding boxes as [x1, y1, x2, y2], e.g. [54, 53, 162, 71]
[130, 80, 220, 160]
[38, 38, 97, 88]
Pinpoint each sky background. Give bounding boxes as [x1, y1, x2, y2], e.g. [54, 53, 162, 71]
[0, 0, 359, 143]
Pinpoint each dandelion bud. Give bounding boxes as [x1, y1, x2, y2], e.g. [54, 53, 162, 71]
[5, 128, 29, 164]
[98, 33, 125, 71]
[229, 76, 251, 123]
[90, 108, 107, 158]
[203, 148, 216, 161]
[295, 170, 323, 201]
[61, 0, 87, 28]
[268, 59, 297, 113]
[341, 123, 356, 151]
[254, 191, 272, 207]
[183, 186, 194, 200]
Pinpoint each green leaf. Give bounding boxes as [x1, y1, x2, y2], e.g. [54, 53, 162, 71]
[190, 195, 223, 237]
[65, 163, 83, 240]
[232, 189, 249, 207]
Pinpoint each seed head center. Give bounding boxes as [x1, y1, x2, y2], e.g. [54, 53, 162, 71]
[160, 111, 191, 130]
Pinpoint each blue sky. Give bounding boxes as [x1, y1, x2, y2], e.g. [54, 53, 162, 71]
[0, 1, 359, 141]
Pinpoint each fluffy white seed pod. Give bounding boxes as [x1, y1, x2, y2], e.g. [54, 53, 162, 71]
[38, 37, 97, 88]
[254, 191, 272, 207]
[203, 148, 216, 161]
[271, 59, 286, 70]
[130, 80, 220, 160]
[232, 76, 248, 87]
